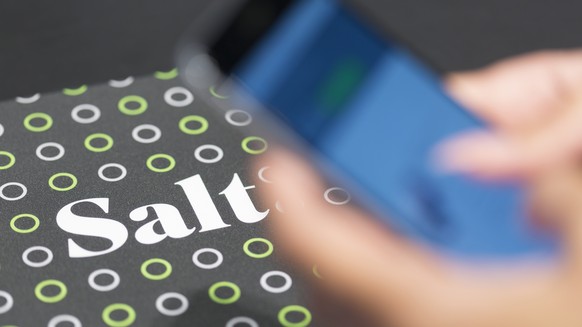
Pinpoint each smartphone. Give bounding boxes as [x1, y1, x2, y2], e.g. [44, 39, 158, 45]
[179, 0, 555, 259]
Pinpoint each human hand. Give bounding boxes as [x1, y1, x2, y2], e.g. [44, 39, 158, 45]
[256, 50, 582, 327]
[441, 50, 582, 180]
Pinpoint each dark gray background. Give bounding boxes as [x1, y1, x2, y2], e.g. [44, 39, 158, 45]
[0, 1, 580, 326]
[0, 0, 581, 100]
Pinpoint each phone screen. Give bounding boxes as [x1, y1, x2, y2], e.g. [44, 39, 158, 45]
[208, 0, 554, 258]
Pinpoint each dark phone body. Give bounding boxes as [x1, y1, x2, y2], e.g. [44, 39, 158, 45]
[184, 0, 555, 259]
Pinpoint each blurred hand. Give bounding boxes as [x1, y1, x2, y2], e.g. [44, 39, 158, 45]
[256, 50, 582, 327]
[441, 50, 582, 180]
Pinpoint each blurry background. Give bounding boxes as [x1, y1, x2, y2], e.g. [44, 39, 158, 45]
[0, 0, 580, 100]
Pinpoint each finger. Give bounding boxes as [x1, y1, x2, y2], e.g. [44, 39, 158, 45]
[528, 165, 582, 271]
[254, 148, 449, 323]
[255, 149, 582, 327]
[446, 49, 582, 130]
[438, 90, 582, 179]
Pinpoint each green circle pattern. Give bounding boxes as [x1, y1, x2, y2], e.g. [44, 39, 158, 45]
[278, 305, 312, 327]
[243, 238, 274, 259]
[84, 133, 114, 152]
[23, 113, 53, 132]
[209, 85, 228, 99]
[48, 172, 78, 192]
[140, 258, 172, 280]
[9, 77, 306, 325]
[208, 281, 241, 305]
[0, 151, 15, 170]
[242, 136, 268, 155]
[10, 214, 40, 234]
[146, 154, 176, 173]
[102, 303, 136, 327]
[35, 280, 67, 304]
[179, 115, 209, 135]
[118, 95, 148, 116]
[63, 85, 87, 96]
[154, 69, 178, 80]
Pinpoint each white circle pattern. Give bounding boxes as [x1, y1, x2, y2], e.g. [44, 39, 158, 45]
[225, 110, 252, 127]
[71, 104, 101, 124]
[324, 187, 351, 205]
[22, 246, 53, 268]
[88, 269, 120, 292]
[226, 317, 259, 327]
[164, 87, 194, 107]
[260, 271, 292, 294]
[192, 248, 223, 270]
[0, 290, 14, 314]
[48, 314, 82, 327]
[0, 182, 27, 201]
[155, 292, 189, 316]
[36, 142, 65, 161]
[98, 163, 127, 182]
[194, 145, 224, 164]
[132, 124, 162, 144]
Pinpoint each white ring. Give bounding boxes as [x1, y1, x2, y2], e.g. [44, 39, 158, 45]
[0, 290, 13, 314]
[22, 246, 53, 268]
[275, 201, 285, 213]
[324, 187, 351, 205]
[98, 163, 127, 182]
[258, 166, 272, 184]
[16, 93, 40, 104]
[192, 248, 223, 270]
[155, 292, 189, 316]
[226, 317, 259, 327]
[132, 124, 162, 144]
[274, 200, 304, 213]
[48, 314, 82, 327]
[71, 104, 101, 124]
[0, 123, 4, 137]
[36, 142, 65, 161]
[88, 269, 120, 292]
[164, 87, 194, 107]
[194, 145, 224, 164]
[108, 76, 134, 88]
[0, 182, 27, 201]
[225, 110, 252, 127]
[260, 271, 292, 294]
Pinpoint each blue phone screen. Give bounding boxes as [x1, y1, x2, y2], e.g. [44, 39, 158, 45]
[235, 0, 554, 258]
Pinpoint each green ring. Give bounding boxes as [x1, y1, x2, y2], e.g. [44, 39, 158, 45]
[140, 258, 172, 280]
[209, 85, 228, 99]
[10, 214, 40, 234]
[48, 172, 78, 192]
[63, 85, 87, 96]
[154, 68, 178, 80]
[35, 280, 67, 304]
[23, 113, 53, 132]
[208, 281, 241, 305]
[278, 305, 312, 327]
[0, 151, 15, 170]
[84, 133, 114, 152]
[179, 115, 208, 135]
[243, 238, 273, 259]
[102, 303, 136, 327]
[118, 95, 148, 116]
[146, 154, 176, 173]
[241, 136, 268, 155]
